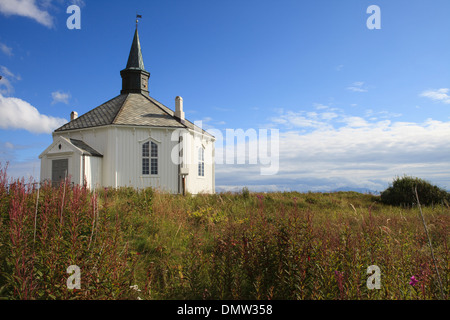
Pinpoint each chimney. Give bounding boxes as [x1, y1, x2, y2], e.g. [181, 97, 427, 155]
[70, 111, 78, 121]
[175, 96, 185, 121]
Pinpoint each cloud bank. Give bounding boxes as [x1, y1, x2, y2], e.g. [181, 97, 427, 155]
[0, 93, 67, 134]
[420, 88, 450, 104]
[0, 0, 54, 28]
[214, 106, 450, 192]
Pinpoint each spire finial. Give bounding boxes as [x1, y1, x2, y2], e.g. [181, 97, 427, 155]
[120, 19, 150, 95]
[136, 13, 142, 29]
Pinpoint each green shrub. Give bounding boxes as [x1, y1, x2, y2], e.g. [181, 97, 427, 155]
[241, 187, 250, 199]
[380, 175, 449, 206]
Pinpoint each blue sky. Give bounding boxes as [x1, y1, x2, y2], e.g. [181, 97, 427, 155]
[1, 0, 450, 192]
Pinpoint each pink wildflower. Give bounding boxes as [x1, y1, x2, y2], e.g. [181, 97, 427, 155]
[409, 276, 418, 286]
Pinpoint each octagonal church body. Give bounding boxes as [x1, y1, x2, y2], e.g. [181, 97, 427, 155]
[39, 27, 215, 194]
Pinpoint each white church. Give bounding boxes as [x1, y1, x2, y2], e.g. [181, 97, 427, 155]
[39, 26, 215, 194]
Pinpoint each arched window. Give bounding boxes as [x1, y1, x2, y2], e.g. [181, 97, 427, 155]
[198, 147, 205, 177]
[143, 141, 158, 175]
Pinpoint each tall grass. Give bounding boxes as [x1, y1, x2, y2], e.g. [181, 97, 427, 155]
[0, 165, 142, 299]
[134, 190, 449, 300]
[0, 164, 448, 300]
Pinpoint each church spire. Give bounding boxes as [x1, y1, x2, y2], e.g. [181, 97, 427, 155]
[125, 27, 146, 70]
[120, 22, 150, 95]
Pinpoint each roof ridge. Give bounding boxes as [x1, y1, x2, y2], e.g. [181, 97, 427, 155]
[55, 94, 127, 132]
[141, 94, 176, 117]
[111, 93, 130, 124]
[143, 94, 214, 138]
[69, 138, 103, 157]
[54, 93, 213, 138]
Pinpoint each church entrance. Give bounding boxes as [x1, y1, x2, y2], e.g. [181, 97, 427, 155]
[52, 159, 68, 186]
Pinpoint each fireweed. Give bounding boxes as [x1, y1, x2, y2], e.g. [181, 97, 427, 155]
[0, 165, 448, 300]
[0, 165, 141, 300]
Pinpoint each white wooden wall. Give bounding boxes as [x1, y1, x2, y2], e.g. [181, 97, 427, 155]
[40, 138, 81, 185]
[51, 125, 215, 194]
[84, 156, 102, 189]
[106, 126, 180, 192]
[183, 130, 215, 194]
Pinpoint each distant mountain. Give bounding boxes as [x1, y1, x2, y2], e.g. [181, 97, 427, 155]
[215, 185, 381, 195]
[331, 187, 380, 195]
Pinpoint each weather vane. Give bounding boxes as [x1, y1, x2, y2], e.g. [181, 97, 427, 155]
[136, 13, 142, 28]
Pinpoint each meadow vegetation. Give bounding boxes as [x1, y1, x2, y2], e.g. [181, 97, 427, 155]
[0, 165, 448, 300]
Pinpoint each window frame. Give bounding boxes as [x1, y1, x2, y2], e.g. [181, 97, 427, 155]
[142, 140, 159, 176]
[198, 146, 205, 177]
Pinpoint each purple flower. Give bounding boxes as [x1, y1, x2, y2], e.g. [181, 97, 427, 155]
[409, 276, 418, 286]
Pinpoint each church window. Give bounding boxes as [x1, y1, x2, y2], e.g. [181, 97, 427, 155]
[198, 147, 205, 177]
[143, 141, 158, 175]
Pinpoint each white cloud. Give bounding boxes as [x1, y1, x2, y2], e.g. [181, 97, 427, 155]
[214, 107, 450, 192]
[0, 93, 67, 134]
[0, 66, 21, 95]
[0, 66, 20, 80]
[0, 159, 41, 182]
[314, 103, 329, 110]
[365, 109, 402, 121]
[0, 141, 44, 181]
[347, 81, 368, 92]
[0, 0, 54, 28]
[0, 42, 13, 56]
[420, 88, 450, 104]
[320, 112, 338, 121]
[340, 116, 369, 128]
[69, 0, 85, 8]
[194, 117, 223, 130]
[0, 77, 14, 95]
[51, 90, 70, 105]
[335, 64, 344, 71]
[269, 110, 331, 130]
[4, 142, 14, 149]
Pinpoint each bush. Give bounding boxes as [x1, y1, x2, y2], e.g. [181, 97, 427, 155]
[380, 175, 450, 206]
[241, 187, 250, 199]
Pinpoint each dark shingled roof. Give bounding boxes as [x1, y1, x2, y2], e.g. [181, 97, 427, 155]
[55, 93, 213, 138]
[69, 139, 103, 157]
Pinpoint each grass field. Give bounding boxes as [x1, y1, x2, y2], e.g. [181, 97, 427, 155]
[0, 167, 448, 300]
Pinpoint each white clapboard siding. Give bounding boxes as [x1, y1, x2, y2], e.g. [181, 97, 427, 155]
[84, 155, 102, 189]
[184, 130, 215, 194]
[47, 124, 214, 194]
[108, 126, 179, 192]
[39, 137, 81, 185]
[55, 128, 108, 186]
